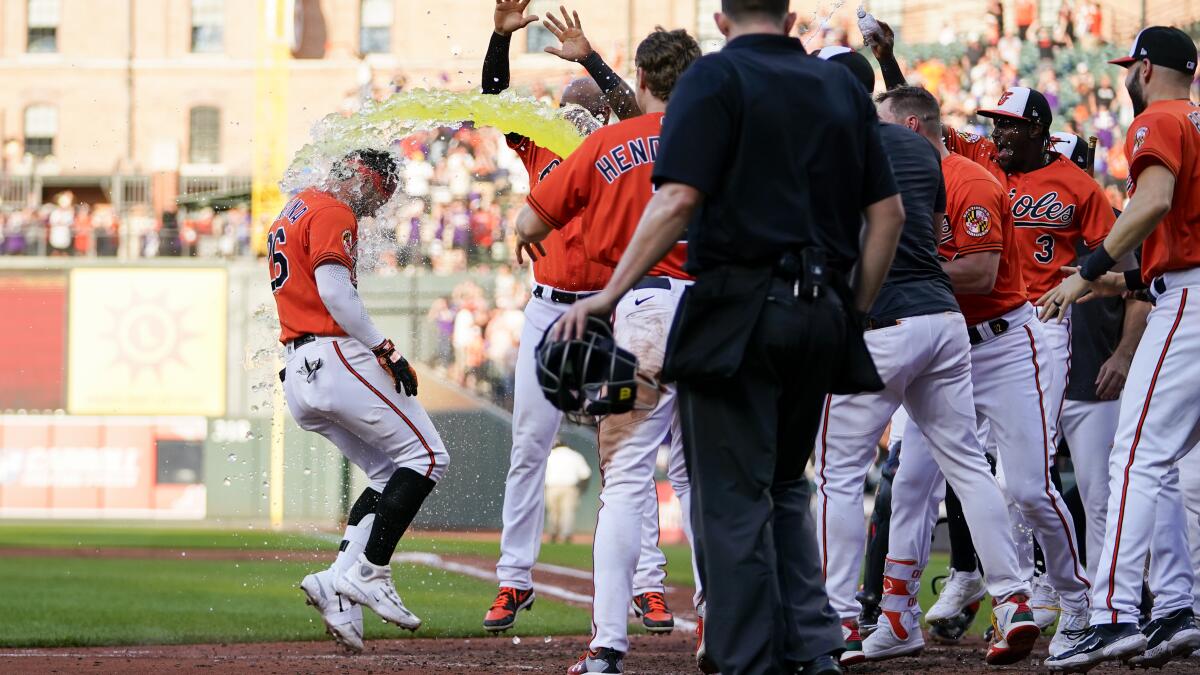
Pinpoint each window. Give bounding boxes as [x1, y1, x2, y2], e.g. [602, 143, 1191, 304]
[27, 0, 60, 53]
[525, 0, 556, 54]
[24, 105, 57, 157]
[189, 106, 220, 164]
[191, 0, 224, 54]
[359, 0, 392, 54]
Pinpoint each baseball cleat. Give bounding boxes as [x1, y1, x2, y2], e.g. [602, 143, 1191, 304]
[925, 568, 986, 625]
[797, 654, 843, 674]
[840, 618, 865, 666]
[1048, 608, 1089, 657]
[928, 602, 979, 645]
[567, 647, 624, 674]
[631, 591, 674, 633]
[986, 594, 1040, 665]
[334, 553, 422, 631]
[862, 609, 924, 660]
[695, 601, 717, 674]
[1030, 573, 1061, 631]
[856, 590, 881, 637]
[1127, 608, 1200, 669]
[300, 569, 364, 654]
[483, 586, 535, 633]
[1044, 622, 1146, 672]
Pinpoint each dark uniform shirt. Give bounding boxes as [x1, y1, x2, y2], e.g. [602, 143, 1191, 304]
[652, 34, 899, 276]
[1066, 241, 1125, 402]
[869, 123, 959, 323]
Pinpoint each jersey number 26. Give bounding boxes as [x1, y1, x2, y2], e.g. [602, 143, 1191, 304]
[268, 226, 290, 292]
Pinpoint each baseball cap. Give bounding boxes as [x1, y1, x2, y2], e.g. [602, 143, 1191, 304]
[1051, 133, 1089, 171]
[1109, 26, 1198, 76]
[978, 87, 1053, 127]
[817, 46, 876, 93]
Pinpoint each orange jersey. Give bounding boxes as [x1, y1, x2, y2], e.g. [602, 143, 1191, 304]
[939, 154, 1029, 325]
[945, 127, 1114, 296]
[1006, 154, 1114, 297]
[1124, 99, 1200, 281]
[508, 137, 612, 292]
[268, 188, 358, 343]
[526, 113, 690, 280]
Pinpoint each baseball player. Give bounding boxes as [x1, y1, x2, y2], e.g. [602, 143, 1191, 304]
[813, 82, 1038, 666]
[274, 150, 450, 652]
[1041, 26, 1200, 671]
[480, 0, 675, 634]
[515, 27, 702, 675]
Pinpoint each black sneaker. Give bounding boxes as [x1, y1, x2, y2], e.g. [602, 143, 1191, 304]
[856, 590, 881, 636]
[928, 603, 979, 644]
[796, 654, 843, 675]
[1045, 622, 1147, 672]
[1128, 608, 1200, 669]
[567, 647, 625, 674]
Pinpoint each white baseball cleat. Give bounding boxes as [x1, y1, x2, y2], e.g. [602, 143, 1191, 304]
[925, 568, 986, 624]
[300, 569, 364, 653]
[334, 553, 422, 631]
[1030, 574, 1061, 631]
[863, 609, 924, 660]
[1048, 607, 1089, 657]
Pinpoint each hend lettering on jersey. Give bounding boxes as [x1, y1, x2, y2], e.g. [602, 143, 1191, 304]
[595, 136, 660, 184]
[1010, 190, 1076, 229]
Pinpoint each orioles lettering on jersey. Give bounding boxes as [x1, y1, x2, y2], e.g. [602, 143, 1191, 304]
[595, 136, 660, 184]
[1009, 189, 1077, 228]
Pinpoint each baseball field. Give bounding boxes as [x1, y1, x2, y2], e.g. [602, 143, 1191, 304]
[6, 521, 1189, 674]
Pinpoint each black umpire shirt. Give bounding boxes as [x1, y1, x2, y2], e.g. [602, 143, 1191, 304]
[652, 34, 899, 276]
[869, 123, 959, 324]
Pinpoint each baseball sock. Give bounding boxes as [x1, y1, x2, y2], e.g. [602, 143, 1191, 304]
[363, 468, 436, 566]
[880, 557, 922, 639]
[332, 488, 381, 580]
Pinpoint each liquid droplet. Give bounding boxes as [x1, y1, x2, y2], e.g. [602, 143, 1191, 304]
[511, 636, 521, 645]
[227, 453, 237, 463]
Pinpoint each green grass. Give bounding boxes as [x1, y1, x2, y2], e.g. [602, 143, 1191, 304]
[0, 556, 591, 648]
[0, 522, 329, 551]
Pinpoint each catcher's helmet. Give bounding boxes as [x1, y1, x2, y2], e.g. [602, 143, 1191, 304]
[535, 316, 639, 416]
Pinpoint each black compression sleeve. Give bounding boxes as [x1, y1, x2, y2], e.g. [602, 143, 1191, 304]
[580, 51, 623, 95]
[482, 31, 512, 95]
[880, 57, 907, 90]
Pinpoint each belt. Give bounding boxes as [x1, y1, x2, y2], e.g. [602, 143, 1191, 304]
[968, 318, 1010, 345]
[288, 334, 317, 351]
[632, 276, 671, 291]
[533, 285, 596, 305]
[865, 318, 901, 331]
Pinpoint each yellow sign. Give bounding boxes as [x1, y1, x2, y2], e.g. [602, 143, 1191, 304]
[67, 269, 228, 416]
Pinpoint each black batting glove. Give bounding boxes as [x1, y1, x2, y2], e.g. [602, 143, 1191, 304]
[372, 338, 419, 397]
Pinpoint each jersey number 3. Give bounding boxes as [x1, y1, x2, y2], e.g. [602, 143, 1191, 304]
[1034, 234, 1055, 264]
[268, 226, 290, 292]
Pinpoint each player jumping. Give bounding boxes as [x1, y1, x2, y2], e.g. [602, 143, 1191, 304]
[269, 149, 450, 653]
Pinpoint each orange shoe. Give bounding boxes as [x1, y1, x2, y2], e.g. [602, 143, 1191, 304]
[631, 591, 674, 633]
[695, 603, 718, 673]
[483, 586, 535, 633]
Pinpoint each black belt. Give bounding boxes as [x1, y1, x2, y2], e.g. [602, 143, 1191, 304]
[289, 334, 317, 349]
[632, 276, 672, 291]
[533, 285, 596, 304]
[968, 318, 1010, 345]
[865, 318, 900, 331]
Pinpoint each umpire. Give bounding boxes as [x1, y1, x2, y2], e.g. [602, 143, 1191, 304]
[555, 2, 904, 673]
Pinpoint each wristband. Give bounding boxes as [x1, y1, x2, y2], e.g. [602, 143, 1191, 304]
[1079, 246, 1117, 281]
[1124, 269, 1148, 291]
[371, 338, 395, 358]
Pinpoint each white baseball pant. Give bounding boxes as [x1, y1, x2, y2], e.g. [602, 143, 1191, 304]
[1041, 316, 1073, 446]
[283, 336, 449, 488]
[1060, 398, 1121, 581]
[496, 287, 668, 592]
[1090, 271, 1200, 625]
[1176, 443, 1200, 614]
[815, 311, 1028, 620]
[590, 277, 701, 653]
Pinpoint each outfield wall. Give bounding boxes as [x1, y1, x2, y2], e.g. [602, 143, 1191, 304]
[0, 259, 603, 531]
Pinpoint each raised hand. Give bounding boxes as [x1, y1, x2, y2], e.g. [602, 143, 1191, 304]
[495, 0, 538, 37]
[542, 6, 592, 62]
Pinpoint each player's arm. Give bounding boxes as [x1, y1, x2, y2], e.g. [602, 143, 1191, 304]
[943, 252, 1000, 294]
[1095, 298, 1151, 400]
[862, 19, 907, 90]
[541, 7, 641, 120]
[484, 1, 540, 144]
[1038, 164, 1175, 319]
[941, 181, 1004, 294]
